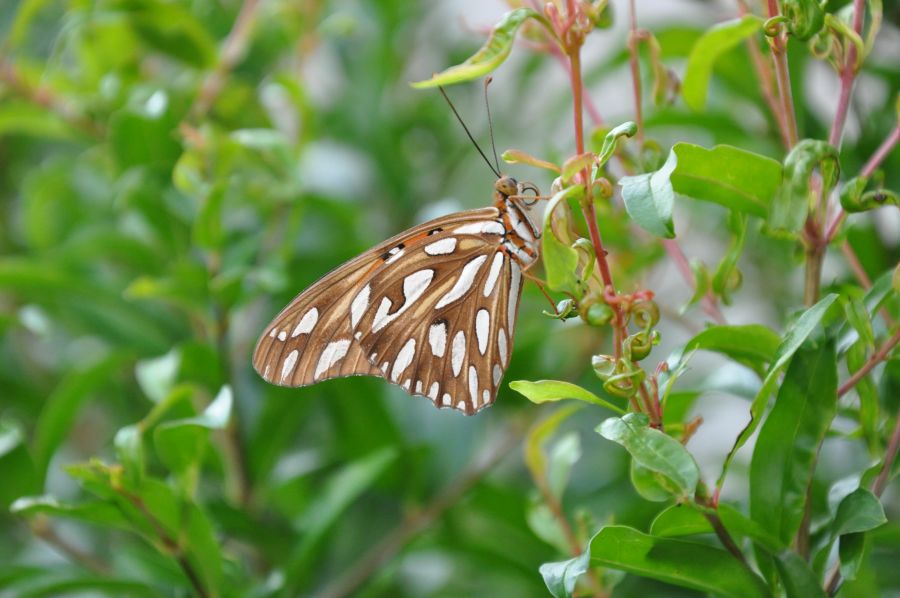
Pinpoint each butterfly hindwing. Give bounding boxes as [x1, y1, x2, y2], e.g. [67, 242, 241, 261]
[351, 221, 525, 414]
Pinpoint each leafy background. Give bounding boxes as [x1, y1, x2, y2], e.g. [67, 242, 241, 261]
[0, 0, 898, 596]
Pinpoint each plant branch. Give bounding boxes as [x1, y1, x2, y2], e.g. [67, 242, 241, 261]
[838, 329, 900, 398]
[315, 425, 522, 598]
[766, 0, 799, 147]
[828, 0, 866, 148]
[661, 239, 727, 325]
[30, 517, 111, 575]
[188, 0, 263, 121]
[0, 57, 104, 137]
[704, 511, 748, 564]
[627, 0, 643, 144]
[736, 0, 790, 148]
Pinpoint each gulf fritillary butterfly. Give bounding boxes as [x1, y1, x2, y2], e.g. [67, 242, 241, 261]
[252, 175, 543, 415]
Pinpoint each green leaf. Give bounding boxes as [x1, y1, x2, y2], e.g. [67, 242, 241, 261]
[774, 550, 827, 598]
[718, 293, 838, 488]
[153, 386, 233, 476]
[586, 526, 770, 598]
[682, 15, 764, 111]
[629, 461, 676, 502]
[597, 413, 700, 499]
[650, 504, 711, 537]
[619, 150, 676, 238]
[283, 448, 397, 591]
[114, 425, 144, 486]
[110, 104, 182, 171]
[670, 143, 783, 218]
[769, 139, 840, 234]
[712, 212, 748, 304]
[683, 324, 781, 375]
[833, 488, 887, 536]
[510, 379, 624, 413]
[596, 121, 637, 167]
[540, 550, 590, 598]
[548, 432, 581, 499]
[542, 185, 585, 295]
[192, 186, 226, 250]
[750, 340, 838, 544]
[10, 495, 132, 529]
[123, 0, 217, 68]
[411, 8, 551, 88]
[561, 153, 595, 184]
[135, 349, 181, 404]
[0, 418, 38, 507]
[525, 404, 582, 487]
[32, 356, 128, 486]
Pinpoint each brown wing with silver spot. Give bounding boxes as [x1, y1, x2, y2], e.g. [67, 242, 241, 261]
[252, 208, 500, 389]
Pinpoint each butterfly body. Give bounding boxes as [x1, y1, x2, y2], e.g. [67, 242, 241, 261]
[253, 176, 542, 415]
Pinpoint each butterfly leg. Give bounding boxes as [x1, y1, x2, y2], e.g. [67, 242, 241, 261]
[520, 268, 559, 314]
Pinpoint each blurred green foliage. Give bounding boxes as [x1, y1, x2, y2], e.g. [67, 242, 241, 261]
[0, 0, 898, 597]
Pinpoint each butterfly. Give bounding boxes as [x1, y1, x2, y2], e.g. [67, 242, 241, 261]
[252, 175, 544, 415]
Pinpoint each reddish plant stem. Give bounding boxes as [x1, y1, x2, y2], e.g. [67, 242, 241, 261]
[828, 0, 866, 147]
[736, 0, 790, 148]
[627, 0, 644, 143]
[766, 0, 799, 147]
[838, 329, 900, 398]
[662, 239, 727, 325]
[566, 33, 627, 362]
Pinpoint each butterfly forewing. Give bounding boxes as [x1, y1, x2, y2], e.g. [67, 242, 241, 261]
[253, 180, 538, 415]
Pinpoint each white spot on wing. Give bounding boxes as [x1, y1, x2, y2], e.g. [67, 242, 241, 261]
[385, 248, 405, 264]
[424, 237, 457, 255]
[391, 338, 416, 382]
[372, 269, 434, 332]
[314, 340, 350, 379]
[277, 330, 287, 341]
[468, 366, 478, 405]
[442, 393, 451, 406]
[268, 328, 277, 338]
[281, 350, 299, 382]
[475, 309, 490, 355]
[482, 389, 490, 405]
[428, 382, 439, 400]
[436, 255, 488, 309]
[455, 221, 505, 236]
[292, 307, 319, 337]
[493, 364, 502, 386]
[456, 400, 467, 412]
[415, 380, 423, 394]
[507, 263, 521, 330]
[498, 328, 508, 366]
[429, 321, 447, 357]
[350, 285, 370, 330]
[483, 252, 505, 297]
[451, 331, 466, 377]
[402, 379, 411, 390]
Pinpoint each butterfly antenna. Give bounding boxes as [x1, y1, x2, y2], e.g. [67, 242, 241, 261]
[483, 77, 501, 175]
[438, 84, 501, 178]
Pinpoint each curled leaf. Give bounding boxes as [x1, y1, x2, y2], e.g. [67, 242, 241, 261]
[769, 139, 840, 235]
[783, 0, 825, 41]
[502, 149, 560, 172]
[411, 9, 552, 88]
[840, 176, 898, 213]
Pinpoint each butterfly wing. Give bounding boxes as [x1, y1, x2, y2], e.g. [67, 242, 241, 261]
[350, 225, 524, 415]
[252, 207, 502, 389]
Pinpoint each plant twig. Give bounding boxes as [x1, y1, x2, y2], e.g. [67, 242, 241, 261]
[661, 239, 727, 325]
[315, 425, 522, 598]
[188, 0, 263, 121]
[0, 57, 105, 137]
[828, 0, 866, 148]
[626, 0, 643, 144]
[30, 517, 111, 575]
[766, 0, 799, 147]
[838, 329, 900, 398]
